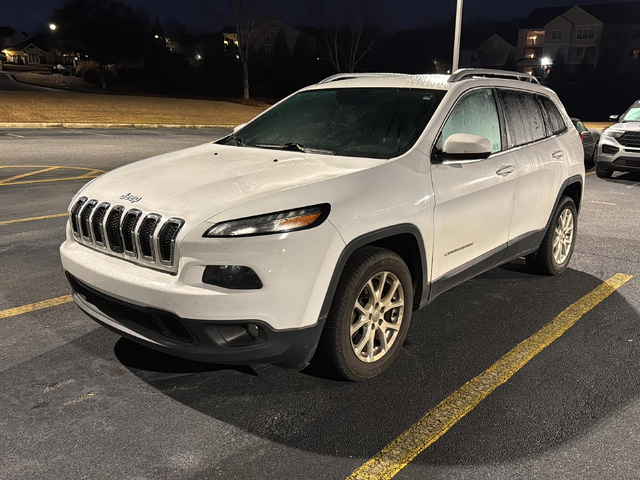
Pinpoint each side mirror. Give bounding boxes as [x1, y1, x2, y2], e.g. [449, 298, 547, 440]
[438, 133, 492, 163]
[233, 123, 247, 133]
[609, 115, 619, 122]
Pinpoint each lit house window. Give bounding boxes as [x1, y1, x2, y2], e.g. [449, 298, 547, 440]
[632, 49, 640, 60]
[577, 29, 595, 40]
[551, 30, 563, 41]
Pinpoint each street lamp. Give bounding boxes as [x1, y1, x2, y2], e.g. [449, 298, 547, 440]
[49, 23, 57, 31]
[452, 0, 463, 72]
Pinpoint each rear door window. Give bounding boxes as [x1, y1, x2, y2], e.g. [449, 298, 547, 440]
[538, 95, 568, 135]
[498, 90, 546, 148]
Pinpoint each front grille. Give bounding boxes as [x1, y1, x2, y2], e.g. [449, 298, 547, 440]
[80, 200, 97, 240]
[618, 132, 640, 148]
[158, 219, 184, 264]
[614, 157, 640, 168]
[106, 206, 124, 253]
[69, 200, 184, 271]
[139, 215, 160, 259]
[91, 203, 109, 246]
[67, 273, 194, 344]
[70, 197, 87, 235]
[121, 209, 142, 255]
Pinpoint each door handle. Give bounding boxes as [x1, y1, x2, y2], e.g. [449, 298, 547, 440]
[496, 165, 515, 176]
[552, 150, 565, 158]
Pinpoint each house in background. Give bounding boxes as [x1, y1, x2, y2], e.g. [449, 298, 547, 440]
[223, 16, 316, 58]
[460, 34, 515, 68]
[0, 27, 27, 49]
[515, 2, 640, 75]
[2, 33, 76, 66]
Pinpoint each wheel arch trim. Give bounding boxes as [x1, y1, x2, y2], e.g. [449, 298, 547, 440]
[318, 224, 428, 321]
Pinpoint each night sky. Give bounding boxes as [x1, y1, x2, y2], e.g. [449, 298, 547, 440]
[3, 0, 635, 36]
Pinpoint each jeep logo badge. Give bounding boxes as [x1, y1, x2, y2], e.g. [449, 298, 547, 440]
[120, 193, 142, 203]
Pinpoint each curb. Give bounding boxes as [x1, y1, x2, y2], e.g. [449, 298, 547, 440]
[0, 123, 235, 129]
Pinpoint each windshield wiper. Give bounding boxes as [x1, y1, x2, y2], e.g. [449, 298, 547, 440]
[228, 133, 246, 146]
[253, 142, 336, 154]
[254, 142, 306, 152]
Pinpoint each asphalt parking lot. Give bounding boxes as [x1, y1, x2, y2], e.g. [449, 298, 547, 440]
[2, 128, 640, 480]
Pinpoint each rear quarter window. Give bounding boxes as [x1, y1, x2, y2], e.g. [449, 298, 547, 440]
[538, 95, 568, 135]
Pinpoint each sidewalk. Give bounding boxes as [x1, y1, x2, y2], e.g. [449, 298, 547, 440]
[0, 91, 268, 127]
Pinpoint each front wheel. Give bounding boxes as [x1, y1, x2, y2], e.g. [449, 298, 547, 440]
[313, 246, 413, 381]
[596, 162, 613, 178]
[526, 196, 578, 275]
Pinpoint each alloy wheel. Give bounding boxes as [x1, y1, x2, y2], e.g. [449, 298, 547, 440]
[350, 271, 404, 363]
[553, 208, 574, 265]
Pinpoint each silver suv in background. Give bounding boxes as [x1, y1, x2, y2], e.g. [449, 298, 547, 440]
[596, 101, 640, 178]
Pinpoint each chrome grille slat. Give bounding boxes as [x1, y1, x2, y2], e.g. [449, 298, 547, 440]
[71, 199, 183, 272]
[106, 206, 125, 253]
[80, 200, 98, 242]
[158, 218, 185, 266]
[90, 202, 111, 248]
[70, 197, 88, 238]
[137, 214, 161, 262]
[120, 209, 142, 257]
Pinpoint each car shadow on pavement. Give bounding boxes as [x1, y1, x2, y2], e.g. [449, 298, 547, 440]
[116, 265, 639, 465]
[602, 171, 640, 185]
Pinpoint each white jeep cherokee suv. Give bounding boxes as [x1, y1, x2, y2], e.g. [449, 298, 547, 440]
[596, 100, 640, 178]
[60, 69, 584, 381]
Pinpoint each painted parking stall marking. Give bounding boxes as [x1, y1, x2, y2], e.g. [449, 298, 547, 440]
[0, 165, 104, 186]
[347, 273, 633, 480]
[0, 213, 68, 226]
[0, 295, 73, 319]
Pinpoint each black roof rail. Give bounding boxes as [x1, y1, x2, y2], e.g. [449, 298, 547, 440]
[448, 69, 540, 85]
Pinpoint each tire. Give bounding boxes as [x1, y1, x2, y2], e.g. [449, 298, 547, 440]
[313, 246, 414, 381]
[596, 162, 613, 178]
[526, 196, 578, 275]
[585, 146, 596, 167]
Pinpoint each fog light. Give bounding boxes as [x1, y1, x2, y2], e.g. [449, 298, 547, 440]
[602, 145, 620, 155]
[202, 265, 263, 290]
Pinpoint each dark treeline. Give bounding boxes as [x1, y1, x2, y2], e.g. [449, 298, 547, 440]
[49, 0, 637, 118]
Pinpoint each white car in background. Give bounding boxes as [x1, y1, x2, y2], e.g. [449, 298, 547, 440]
[61, 69, 584, 381]
[596, 101, 640, 178]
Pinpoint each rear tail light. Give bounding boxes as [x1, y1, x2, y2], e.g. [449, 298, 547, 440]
[578, 131, 583, 142]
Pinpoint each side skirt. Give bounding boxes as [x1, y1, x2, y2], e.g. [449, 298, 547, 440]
[421, 228, 545, 308]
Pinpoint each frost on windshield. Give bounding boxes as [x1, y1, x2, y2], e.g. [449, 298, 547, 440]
[222, 88, 445, 159]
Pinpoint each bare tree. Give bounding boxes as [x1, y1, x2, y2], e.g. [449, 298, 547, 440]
[206, 0, 256, 99]
[308, 0, 382, 73]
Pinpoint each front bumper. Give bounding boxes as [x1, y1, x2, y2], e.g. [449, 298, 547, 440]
[598, 136, 640, 172]
[67, 272, 324, 368]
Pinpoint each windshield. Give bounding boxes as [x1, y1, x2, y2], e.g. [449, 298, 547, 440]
[219, 88, 445, 159]
[621, 106, 640, 122]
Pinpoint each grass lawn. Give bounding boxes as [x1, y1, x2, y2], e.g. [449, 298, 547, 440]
[0, 91, 268, 126]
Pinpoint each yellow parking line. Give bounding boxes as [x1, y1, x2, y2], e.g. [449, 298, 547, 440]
[347, 273, 633, 480]
[0, 165, 103, 172]
[0, 213, 67, 226]
[0, 175, 101, 186]
[0, 166, 60, 185]
[0, 295, 73, 319]
[586, 171, 595, 176]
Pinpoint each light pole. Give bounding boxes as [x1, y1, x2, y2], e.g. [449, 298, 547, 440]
[49, 23, 57, 31]
[452, 0, 463, 72]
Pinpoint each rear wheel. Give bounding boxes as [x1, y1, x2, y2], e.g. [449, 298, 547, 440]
[596, 162, 613, 178]
[314, 246, 413, 381]
[526, 196, 577, 275]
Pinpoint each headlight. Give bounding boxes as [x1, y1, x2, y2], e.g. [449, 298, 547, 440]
[604, 128, 625, 139]
[204, 204, 330, 238]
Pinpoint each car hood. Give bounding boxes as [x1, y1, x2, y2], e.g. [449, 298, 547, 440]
[611, 122, 640, 132]
[78, 142, 383, 225]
